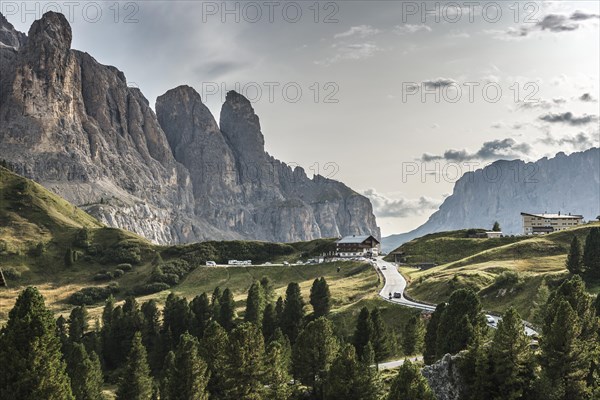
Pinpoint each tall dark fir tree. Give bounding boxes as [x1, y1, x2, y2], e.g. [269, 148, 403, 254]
[0, 287, 74, 400]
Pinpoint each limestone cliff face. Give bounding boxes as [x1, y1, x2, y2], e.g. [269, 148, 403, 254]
[157, 87, 380, 242]
[383, 148, 600, 251]
[0, 11, 380, 244]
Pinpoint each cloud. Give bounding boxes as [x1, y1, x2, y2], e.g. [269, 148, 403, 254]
[570, 11, 600, 21]
[537, 14, 579, 32]
[422, 77, 457, 89]
[393, 24, 432, 35]
[421, 138, 531, 162]
[516, 98, 566, 110]
[334, 25, 381, 39]
[315, 42, 382, 66]
[494, 10, 599, 38]
[579, 93, 597, 102]
[541, 132, 599, 150]
[539, 112, 597, 125]
[362, 189, 441, 218]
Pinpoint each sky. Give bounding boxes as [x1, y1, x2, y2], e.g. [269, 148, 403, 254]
[4, 1, 599, 236]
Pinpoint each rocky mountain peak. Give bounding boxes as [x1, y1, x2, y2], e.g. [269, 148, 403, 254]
[220, 90, 265, 165]
[26, 11, 71, 53]
[0, 12, 27, 49]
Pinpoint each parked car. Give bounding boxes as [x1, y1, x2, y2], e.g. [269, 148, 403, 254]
[486, 315, 496, 325]
[206, 261, 216, 266]
[381, 266, 387, 270]
[393, 292, 401, 299]
[283, 261, 289, 266]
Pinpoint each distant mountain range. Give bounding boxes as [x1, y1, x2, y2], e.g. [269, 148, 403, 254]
[0, 12, 379, 244]
[383, 148, 600, 252]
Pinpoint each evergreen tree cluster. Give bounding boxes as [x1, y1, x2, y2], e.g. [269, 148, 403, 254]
[565, 228, 600, 279]
[425, 276, 600, 400]
[1, 278, 437, 400]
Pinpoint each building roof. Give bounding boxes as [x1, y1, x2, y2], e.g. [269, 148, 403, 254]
[521, 212, 583, 219]
[336, 235, 380, 244]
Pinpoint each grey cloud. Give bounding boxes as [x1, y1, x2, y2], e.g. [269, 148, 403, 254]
[362, 189, 441, 218]
[421, 138, 531, 162]
[506, 11, 599, 37]
[541, 132, 599, 150]
[422, 78, 457, 89]
[537, 15, 578, 32]
[570, 11, 600, 21]
[194, 61, 246, 80]
[539, 112, 597, 125]
[579, 93, 597, 102]
[517, 98, 566, 110]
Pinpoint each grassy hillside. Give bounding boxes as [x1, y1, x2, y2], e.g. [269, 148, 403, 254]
[0, 167, 368, 325]
[384, 229, 529, 265]
[399, 223, 600, 320]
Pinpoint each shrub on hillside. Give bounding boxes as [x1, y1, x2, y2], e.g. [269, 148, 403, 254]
[117, 263, 133, 272]
[130, 282, 171, 296]
[68, 284, 119, 305]
[102, 243, 142, 264]
[490, 271, 524, 290]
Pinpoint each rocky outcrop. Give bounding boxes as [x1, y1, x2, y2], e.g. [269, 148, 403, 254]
[383, 148, 600, 251]
[0, 11, 379, 244]
[422, 353, 466, 400]
[0, 13, 26, 50]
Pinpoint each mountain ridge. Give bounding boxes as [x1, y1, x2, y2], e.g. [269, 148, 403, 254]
[383, 148, 600, 252]
[0, 11, 379, 244]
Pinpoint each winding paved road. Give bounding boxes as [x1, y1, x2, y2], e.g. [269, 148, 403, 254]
[373, 256, 538, 337]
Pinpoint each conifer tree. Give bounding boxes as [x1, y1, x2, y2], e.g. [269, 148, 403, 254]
[275, 296, 284, 323]
[310, 277, 331, 318]
[264, 339, 292, 400]
[211, 287, 222, 319]
[219, 288, 236, 332]
[402, 313, 425, 356]
[245, 281, 266, 325]
[488, 307, 535, 400]
[223, 323, 266, 400]
[387, 359, 435, 400]
[0, 287, 75, 400]
[262, 303, 278, 341]
[370, 307, 392, 363]
[424, 302, 446, 364]
[68, 305, 88, 343]
[566, 235, 584, 275]
[353, 307, 373, 358]
[293, 317, 339, 397]
[492, 221, 501, 232]
[163, 293, 191, 342]
[65, 343, 104, 400]
[190, 293, 212, 338]
[260, 276, 275, 304]
[435, 289, 484, 358]
[141, 300, 162, 374]
[281, 282, 305, 343]
[164, 333, 209, 400]
[583, 227, 600, 278]
[160, 351, 176, 400]
[539, 275, 599, 399]
[116, 332, 153, 400]
[324, 344, 379, 400]
[199, 322, 229, 399]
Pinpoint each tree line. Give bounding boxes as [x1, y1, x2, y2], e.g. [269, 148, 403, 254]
[423, 275, 600, 400]
[0, 276, 434, 400]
